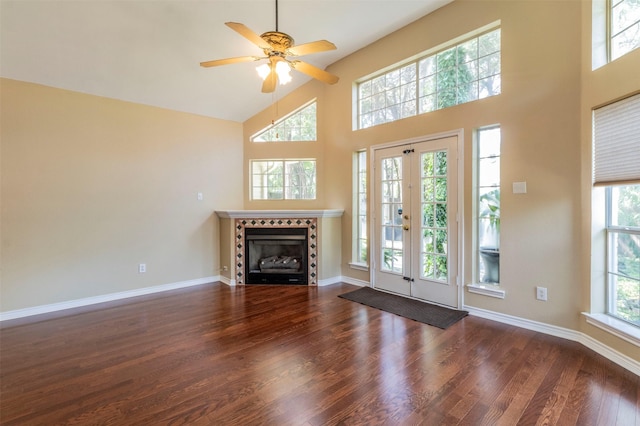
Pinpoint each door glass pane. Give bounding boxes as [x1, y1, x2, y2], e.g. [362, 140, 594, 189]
[421, 150, 448, 281]
[435, 255, 448, 280]
[381, 157, 403, 273]
[435, 151, 448, 175]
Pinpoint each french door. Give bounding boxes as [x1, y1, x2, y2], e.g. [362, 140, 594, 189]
[372, 136, 459, 308]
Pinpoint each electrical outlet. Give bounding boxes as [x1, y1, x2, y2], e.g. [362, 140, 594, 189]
[536, 286, 548, 301]
[139, 263, 146, 273]
[197, 192, 203, 201]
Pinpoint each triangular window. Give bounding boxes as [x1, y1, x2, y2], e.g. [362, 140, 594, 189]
[252, 101, 316, 142]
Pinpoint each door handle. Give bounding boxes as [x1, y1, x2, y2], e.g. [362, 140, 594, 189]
[403, 225, 410, 231]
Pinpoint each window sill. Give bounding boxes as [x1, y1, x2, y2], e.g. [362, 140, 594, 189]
[467, 283, 505, 299]
[349, 262, 369, 272]
[582, 313, 640, 347]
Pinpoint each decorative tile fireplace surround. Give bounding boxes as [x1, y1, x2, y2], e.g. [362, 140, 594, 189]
[216, 210, 344, 286]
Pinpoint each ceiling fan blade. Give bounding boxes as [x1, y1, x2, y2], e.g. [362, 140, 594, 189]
[292, 61, 339, 85]
[200, 56, 258, 68]
[287, 40, 337, 56]
[225, 22, 270, 50]
[262, 68, 277, 93]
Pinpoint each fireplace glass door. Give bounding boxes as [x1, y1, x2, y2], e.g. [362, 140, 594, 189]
[245, 228, 308, 285]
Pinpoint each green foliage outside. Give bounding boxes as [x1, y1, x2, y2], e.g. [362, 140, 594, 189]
[383, 248, 400, 272]
[421, 151, 448, 280]
[436, 47, 473, 109]
[479, 189, 500, 230]
[360, 240, 368, 263]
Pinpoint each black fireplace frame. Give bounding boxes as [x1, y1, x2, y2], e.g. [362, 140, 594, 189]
[244, 227, 309, 285]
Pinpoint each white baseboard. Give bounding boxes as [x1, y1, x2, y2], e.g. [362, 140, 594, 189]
[0, 276, 218, 322]
[317, 276, 341, 286]
[317, 276, 368, 287]
[219, 275, 236, 286]
[465, 305, 640, 376]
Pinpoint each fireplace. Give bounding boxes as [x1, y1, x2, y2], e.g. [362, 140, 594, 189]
[245, 228, 308, 284]
[216, 211, 344, 286]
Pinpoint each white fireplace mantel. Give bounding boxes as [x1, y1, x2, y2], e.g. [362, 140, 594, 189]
[216, 209, 344, 219]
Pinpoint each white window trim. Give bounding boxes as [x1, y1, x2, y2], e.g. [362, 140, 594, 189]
[352, 150, 368, 267]
[467, 283, 506, 299]
[348, 262, 369, 272]
[468, 125, 503, 296]
[583, 312, 640, 347]
[592, 0, 608, 70]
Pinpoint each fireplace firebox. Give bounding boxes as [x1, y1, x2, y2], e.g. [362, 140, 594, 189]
[245, 228, 308, 285]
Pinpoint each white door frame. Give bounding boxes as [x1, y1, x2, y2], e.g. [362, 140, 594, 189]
[369, 129, 465, 309]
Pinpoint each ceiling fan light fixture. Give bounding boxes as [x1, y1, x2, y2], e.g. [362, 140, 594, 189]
[275, 61, 292, 85]
[256, 61, 292, 86]
[256, 63, 271, 80]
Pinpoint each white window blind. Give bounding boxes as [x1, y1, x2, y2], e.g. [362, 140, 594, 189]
[593, 93, 640, 186]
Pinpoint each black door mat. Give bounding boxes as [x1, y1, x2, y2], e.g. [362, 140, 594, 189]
[338, 286, 468, 329]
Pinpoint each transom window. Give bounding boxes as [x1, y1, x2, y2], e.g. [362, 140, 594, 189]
[252, 101, 316, 142]
[610, 0, 640, 61]
[251, 160, 316, 200]
[357, 27, 501, 129]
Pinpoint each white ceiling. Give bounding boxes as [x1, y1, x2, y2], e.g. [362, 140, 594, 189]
[1, 0, 451, 122]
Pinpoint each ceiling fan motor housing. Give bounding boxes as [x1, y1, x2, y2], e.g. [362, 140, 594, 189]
[260, 31, 295, 52]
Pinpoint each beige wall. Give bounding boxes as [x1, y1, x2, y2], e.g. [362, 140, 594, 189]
[243, 0, 638, 361]
[1, 78, 243, 311]
[317, 216, 342, 281]
[218, 217, 234, 281]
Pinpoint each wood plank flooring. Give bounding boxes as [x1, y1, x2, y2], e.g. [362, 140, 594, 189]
[1, 283, 638, 425]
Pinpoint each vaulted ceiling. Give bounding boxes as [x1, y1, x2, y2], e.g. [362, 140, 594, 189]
[1, 0, 452, 122]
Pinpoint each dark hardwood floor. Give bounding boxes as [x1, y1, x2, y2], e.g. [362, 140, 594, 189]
[1, 283, 638, 425]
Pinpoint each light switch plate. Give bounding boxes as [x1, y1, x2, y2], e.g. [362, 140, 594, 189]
[513, 181, 527, 194]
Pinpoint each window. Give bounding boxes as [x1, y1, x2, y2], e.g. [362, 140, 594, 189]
[477, 126, 501, 284]
[353, 151, 368, 265]
[252, 101, 316, 142]
[251, 160, 316, 200]
[357, 27, 500, 129]
[610, 0, 640, 61]
[606, 185, 640, 325]
[594, 93, 640, 328]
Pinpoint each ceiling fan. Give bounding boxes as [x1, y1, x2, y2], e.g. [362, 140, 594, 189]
[200, 0, 339, 93]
